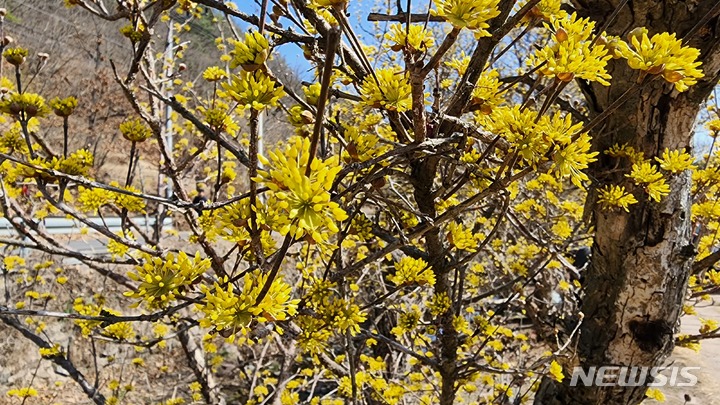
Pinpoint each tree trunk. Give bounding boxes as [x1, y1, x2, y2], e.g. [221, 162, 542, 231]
[535, 1, 720, 404]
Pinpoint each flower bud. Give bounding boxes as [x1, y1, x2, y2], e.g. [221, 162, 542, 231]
[626, 27, 648, 45]
[3, 47, 28, 66]
[647, 63, 665, 75]
[555, 28, 568, 42]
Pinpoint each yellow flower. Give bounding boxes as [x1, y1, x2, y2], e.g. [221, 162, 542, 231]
[645, 387, 666, 402]
[50, 96, 78, 117]
[203, 66, 227, 82]
[3, 47, 28, 66]
[549, 360, 564, 382]
[104, 321, 136, 341]
[197, 272, 299, 338]
[222, 70, 285, 111]
[39, 344, 63, 358]
[255, 136, 348, 244]
[487, 105, 545, 163]
[229, 30, 269, 71]
[359, 69, 412, 112]
[706, 118, 720, 134]
[447, 222, 481, 252]
[109, 182, 146, 212]
[655, 148, 696, 173]
[470, 68, 505, 113]
[341, 125, 391, 163]
[445, 51, 471, 75]
[432, 0, 501, 36]
[699, 318, 719, 334]
[77, 187, 112, 212]
[551, 219, 572, 238]
[6, 387, 38, 398]
[605, 143, 645, 163]
[120, 24, 145, 42]
[388, 256, 435, 286]
[201, 102, 238, 134]
[124, 252, 211, 309]
[429, 292, 452, 316]
[646, 179, 670, 202]
[550, 130, 598, 189]
[617, 29, 703, 92]
[119, 118, 152, 143]
[521, 0, 566, 23]
[54, 148, 94, 176]
[0, 93, 50, 118]
[597, 185, 638, 212]
[384, 23, 435, 53]
[0, 123, 28, 154]
[303, 82, 322, 106]
[310, 0, 347, 9]
[533, 13, 612, 85]
[627, 161, 663, 184]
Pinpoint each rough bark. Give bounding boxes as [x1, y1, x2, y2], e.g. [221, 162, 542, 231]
[535, 1, 720, 404]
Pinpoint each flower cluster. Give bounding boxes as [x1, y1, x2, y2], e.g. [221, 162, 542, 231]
[388, 256, 435, 286]
[617, 28, 703, 92]
[433, 0, 501, 37]
[533, 13, 612, 85]
[447, 222, 482, 252]
[597, 185, 638, 212]
[486, 107, 597, 187]
[656, 148, 695, 173]
[254, 136, 348, 243]
[124, 252, 211, 309]
[626, 161, 670, 202]
[469, 68, 505, 114]
[0, 92, 50, 118]
[384, 23, 435, 53]
[359, 69, 412, 112]
[341, 125, 391, 163]
[6, 387, 37, 398]
[222, 70, 285, 111]
[46, 148, 94, 176]
[229, 30, 269, 71]
[203, 66, 228, 82]
[522, 0, 566, 23]
[310, 0, 347, 10]
[50, 96, 78, 117]
[3, 47, 28, 66]
[120, 118, 152, 143]
[197, 272, 298, 339]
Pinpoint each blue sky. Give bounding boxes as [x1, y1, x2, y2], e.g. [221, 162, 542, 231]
[231, 0, 382, 81]
[230, 1, 714, 151]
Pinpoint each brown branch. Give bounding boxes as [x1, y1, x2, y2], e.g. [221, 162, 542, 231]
[0, 314, 107, 404]
[367, 12, 445, 22]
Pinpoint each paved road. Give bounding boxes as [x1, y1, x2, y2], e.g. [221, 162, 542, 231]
[661, 301, 720, 404]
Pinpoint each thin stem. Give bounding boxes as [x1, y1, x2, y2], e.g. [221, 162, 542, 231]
[15, 64, 22, 94]
[259, 0, 269, 34]
[306, 28, 340, 176]
[214, 138, 222, 202]
[63, 116, 69, 159]
[254, 232, 294, 305]
[420, 27, 460, 77]
[489, 21, 535, 66]
[125, 141, 137, 187]
[248, 109, 264, 265]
